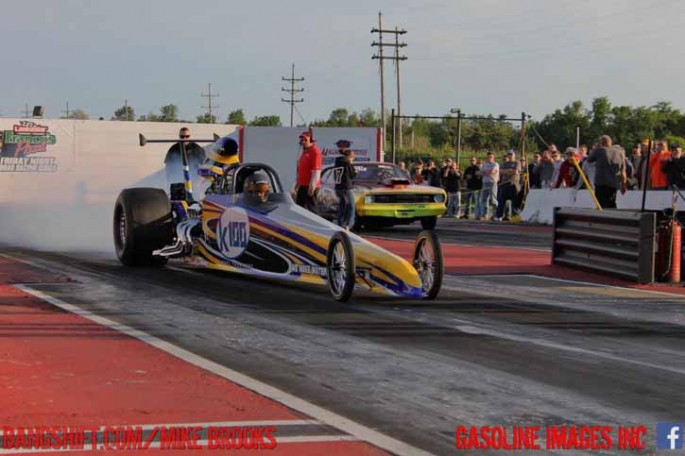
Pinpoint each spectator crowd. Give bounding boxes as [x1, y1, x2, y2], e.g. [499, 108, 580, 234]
[402, 137, 685, 219]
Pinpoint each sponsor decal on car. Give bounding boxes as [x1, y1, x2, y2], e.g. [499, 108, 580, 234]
[217, 207, 250, 259]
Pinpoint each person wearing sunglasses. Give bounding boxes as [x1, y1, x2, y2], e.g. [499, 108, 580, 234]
[163, 127, 207, 187]
[164, 127, 207, 166]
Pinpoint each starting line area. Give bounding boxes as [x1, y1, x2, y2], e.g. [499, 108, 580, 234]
[0, 256, 426, 455]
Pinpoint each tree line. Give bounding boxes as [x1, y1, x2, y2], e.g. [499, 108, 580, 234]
[63, 97, 685, 161]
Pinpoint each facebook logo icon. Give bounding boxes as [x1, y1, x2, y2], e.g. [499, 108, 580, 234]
[657, 423, 683, 450]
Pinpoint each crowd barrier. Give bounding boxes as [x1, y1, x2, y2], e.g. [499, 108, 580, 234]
[552, 208, 656, 283]
[521, 189, 685, 225]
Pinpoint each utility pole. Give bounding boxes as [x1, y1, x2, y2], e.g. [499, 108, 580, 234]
[281, 63, 304, 127]
[62, 102, 70, 119]
[372, 12, 385, 145]
[121, 99, 133, 121]
[371, 13, 407, 149]
[201, 83, 219, 123]
[22, 103, 30, 119]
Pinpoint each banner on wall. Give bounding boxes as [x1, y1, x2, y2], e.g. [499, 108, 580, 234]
[0, 121, 59, 172]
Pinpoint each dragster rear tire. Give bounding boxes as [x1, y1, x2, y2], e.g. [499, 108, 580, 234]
[113, 188, 173, 266]
[413, 230, 444, 300]
[326, 231, 355, 302]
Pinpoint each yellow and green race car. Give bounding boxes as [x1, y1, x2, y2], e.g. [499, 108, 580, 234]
[317, 162, 447, 230]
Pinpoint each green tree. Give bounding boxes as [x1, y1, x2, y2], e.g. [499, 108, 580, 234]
[250, 115, 281, 126]
[587, 96, 612, 141]
[112, 105, 135, 121]
[227, 109, 246, 125]
[139, 104, 179, 122]
[196, 113, 217, 124]
[61, 109, 89, 120]
[327, 108, 350, 127]
[359, 109, 379, 127]
[159, 104, 178, 122]
[535, 100, 590, 150]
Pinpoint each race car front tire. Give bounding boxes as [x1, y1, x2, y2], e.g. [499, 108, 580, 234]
[326, 231, 355, 302]
[113, 188, 173, 266]
[413, 230, 444, 300]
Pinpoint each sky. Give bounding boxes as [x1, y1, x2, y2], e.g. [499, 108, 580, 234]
[2, 0, 685, 124]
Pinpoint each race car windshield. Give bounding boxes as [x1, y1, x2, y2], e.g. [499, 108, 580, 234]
[353, 164, 405, 183]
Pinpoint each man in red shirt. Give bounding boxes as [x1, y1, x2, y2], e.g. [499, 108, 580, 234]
[649, 140, 670, 190]
[296, 131, 323, 211]
[554, 147, 581, 188]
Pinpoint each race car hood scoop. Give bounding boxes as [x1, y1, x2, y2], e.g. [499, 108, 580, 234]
[380, 177, 411, 188]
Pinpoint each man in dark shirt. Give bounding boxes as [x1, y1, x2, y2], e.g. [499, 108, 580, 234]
[333, 143, 357, 230]
[422, 160, 442, 187]
[164, 127, 206, 186]
[462, 156, 481, 219]
[442, 158, 462, 217]
[662, 143, 685, 189]
[528, 153, 541, 189]
[586, 135, 627, 209]
[164, 127, 206, 165]
[494, 150, 521, 221]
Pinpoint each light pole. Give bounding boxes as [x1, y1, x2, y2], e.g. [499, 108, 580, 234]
[450, 108, 462, 165]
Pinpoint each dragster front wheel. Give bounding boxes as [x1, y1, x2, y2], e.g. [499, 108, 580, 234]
[326, 231, 355, 302]
[413, 230, 444, 300]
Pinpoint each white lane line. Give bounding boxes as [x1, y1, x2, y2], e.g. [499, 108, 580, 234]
[437, 283, 685, 376]
[524, 274, 685, 299]
[13, 284, 436, 456]
[0, 253, 47, 270]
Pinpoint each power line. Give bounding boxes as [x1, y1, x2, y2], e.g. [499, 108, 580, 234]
[201, 83, 219, 123]
[281, 63, 304, 128]
[293, 103, 308, 127]
[371, 11, 407, 148]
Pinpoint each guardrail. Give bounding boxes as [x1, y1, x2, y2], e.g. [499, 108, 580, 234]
[552, 208, 656, 284]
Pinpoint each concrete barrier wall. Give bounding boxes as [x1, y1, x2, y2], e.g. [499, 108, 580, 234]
[0, 119, 235, 251]
[521, 189, 685, 224]
[0, 119, 236, 204]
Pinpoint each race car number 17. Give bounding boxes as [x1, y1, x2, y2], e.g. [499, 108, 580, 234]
[218, 207, 250, 258]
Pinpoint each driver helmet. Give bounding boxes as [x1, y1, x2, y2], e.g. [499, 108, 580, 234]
[245, 171, 271, 202]
[207, 137, 239, 166]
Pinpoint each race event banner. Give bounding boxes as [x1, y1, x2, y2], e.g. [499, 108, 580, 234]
[0, 120, 68, 173]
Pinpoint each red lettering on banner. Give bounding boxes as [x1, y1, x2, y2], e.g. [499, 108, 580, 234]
[206, 426, 277, 450]
[14, 141, 47, 157]
[159, 426, 202, 450]
[546, 425, 613, 450]
[617, 426, 646, 450]
[455, 425, 540, 450]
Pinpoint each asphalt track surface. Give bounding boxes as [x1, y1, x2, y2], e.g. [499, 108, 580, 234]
[2, 219, 684, 455]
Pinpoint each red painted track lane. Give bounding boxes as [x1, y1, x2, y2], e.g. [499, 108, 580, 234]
[0, 258, 391, 455]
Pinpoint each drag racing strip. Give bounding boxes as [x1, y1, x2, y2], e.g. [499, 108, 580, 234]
[10, 285, 430, 456]
[3, 248, 685, 454]
[0, 255, 430, 456]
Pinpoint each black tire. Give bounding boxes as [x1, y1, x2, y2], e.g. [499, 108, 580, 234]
[113, 188, 173, 266]
[420, 216, 438, 230]
[326, 231, 355, 302]
[413, 230, 444, 300]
